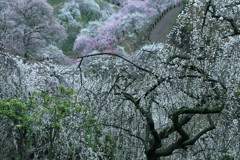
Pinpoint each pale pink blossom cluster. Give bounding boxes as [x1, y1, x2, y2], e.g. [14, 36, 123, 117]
[74, 0, 178, 55]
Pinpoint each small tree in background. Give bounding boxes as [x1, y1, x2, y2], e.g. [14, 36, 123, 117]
[0, 0, 67, 57]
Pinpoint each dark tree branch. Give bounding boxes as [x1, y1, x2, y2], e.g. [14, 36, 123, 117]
[172, 106, 224, 116]
[183, 116, 215, 145]
[153, 105, 223, 157]
[122, 93, 162, 154]
[201, 0, 212, 33]
[209, 3, 240, 36]
[100, 123, 146, 146]
[77, 52, 156, 77]
[159, 115, 193, 139]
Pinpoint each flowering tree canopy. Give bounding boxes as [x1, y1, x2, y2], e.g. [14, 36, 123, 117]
[74, 0, 179, 55]
[0, 0, 239, 160]
[73, 0, 240, 159]
[0, 0, 67, 57]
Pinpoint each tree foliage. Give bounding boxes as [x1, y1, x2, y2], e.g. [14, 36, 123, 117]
[0, 0, 67, 57]
[0, 86, 116, 159]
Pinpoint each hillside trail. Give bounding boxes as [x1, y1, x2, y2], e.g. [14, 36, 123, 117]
[150, 4, 183, 43]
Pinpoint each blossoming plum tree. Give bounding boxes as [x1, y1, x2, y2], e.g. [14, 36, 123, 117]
[1, 0, 239, 160]
[74, 0, 240, 159]
[0, 0, 67, 57]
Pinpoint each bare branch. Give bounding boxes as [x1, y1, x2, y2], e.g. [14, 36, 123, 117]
[101, 123, 146, 146]
[77, 52, 156, 77]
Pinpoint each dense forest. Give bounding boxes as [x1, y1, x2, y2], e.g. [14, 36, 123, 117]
[0, 0, 239, 160]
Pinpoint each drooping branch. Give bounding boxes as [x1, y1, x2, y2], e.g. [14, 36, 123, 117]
[209, 3, 240, 36]
[183, 116, 215, 146]
[172, 106, 224, 116]
[198, 0, 240, 37]
[143, 72, 223, 100]
[172, 113, 190, 141]
[159, 115, 193, 139]
[154, 117, 215, 158]
[181, 64, 227, 91]
[154, 138, 187, 157]
[201, 0, 212, 33]
[77, 52, 156, 77]
[153, 105, 223, 157]
[101, 123, 147, 146]
[122, 92, 161, 152]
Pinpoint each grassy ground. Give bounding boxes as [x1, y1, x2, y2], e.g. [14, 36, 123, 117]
[95, 0, 109, 9]
[47, 0, 69, 14]
[47, 0, 68, 6]
[182, 0, 188, 8]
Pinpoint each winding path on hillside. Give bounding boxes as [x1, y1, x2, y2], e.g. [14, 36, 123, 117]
[150, 4, 183, 43]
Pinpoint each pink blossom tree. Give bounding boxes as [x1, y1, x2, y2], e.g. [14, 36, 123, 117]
[74, 35, 97, 55]
[74, 0, 179, 55]
[122, 0, 157, 16]
[147, 0, 168, 13]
